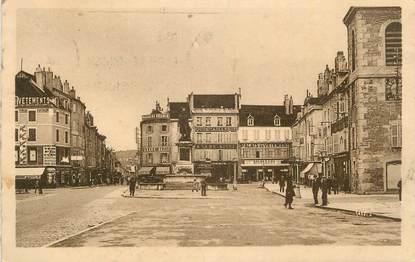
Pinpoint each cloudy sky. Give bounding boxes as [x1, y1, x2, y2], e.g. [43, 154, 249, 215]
[16, 2, 364, 150]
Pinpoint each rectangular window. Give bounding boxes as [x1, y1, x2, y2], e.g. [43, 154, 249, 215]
[205, 117, 211, 126]
[72, 103, 76, 112]
[28, 128, 36, 141]
[161, 125, 168, 132]
[196, 117, 202, 126]
[146, 126, 153, 133]
[284, 129, 290, 141]
[226, 117, 232, 126]
[242, 130, 248, 141]
[265, 130, 271, 140]
[15, 129, 18, 142]
[15, 110, 18, 122]
[161, 136, 168, 146]
[56, 111, 60, 122]
[29, 149, 37, 162]
[65, 114, 69, 124]
[391, 123, 402, 148]
[160, 153, 169, 163]
[65, 131, 69, 143]
[254, 130, 260, 140]
[28, 110, 36, 122]
[274, 130, 280, 140]
[218, 133, 223, 143]
[217, 117, 223, 126]
[256, 150, 260, 158]
[219, 150, 223, 161]
[352, 127, 356, 149]
[196, 133, 202, 143]
[147, 137, 152, 147]
[206, 133, 211, 143]
[147, 153, 153, 164]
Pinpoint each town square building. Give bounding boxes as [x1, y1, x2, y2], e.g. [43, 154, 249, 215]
[238, 95, 299, 182]
[343, 6, 402, 193]
[189, 93, 240, 181]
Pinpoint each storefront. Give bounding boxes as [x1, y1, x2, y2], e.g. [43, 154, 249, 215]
[241, 159, 289, 182]
[332, 152, 350, 192]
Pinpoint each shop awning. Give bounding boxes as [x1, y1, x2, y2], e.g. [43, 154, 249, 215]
[300, 163, 314, 178]
[138, 167, 154, 175]
[15, 167, 44, 179]
[156, 166, 170, 175]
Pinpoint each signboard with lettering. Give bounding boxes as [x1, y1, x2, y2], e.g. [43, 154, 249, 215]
[195, 144, 237, 149]
[240, 143, 289, 148]
[43, 146, 56, 166]
[142, 147, 170, 152]
[242, 159, 289, 166]
[15, 96, 50, 106]
[194, 127, 237, 132]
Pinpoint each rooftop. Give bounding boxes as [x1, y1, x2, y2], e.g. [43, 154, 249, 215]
[239, 104, 301, 127]
[193, 94, 237, 109]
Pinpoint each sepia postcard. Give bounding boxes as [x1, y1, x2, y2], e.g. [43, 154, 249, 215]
[1, 0, 415, 261]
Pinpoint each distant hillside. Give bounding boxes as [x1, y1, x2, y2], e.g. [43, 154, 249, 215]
[115, 150, 138, 168]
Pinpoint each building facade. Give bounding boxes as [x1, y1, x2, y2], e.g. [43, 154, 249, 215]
[15, 70, 71, 186]
[238, 95, 299, 182]
[344, 6, 402, 193]
[189, 93, 240, 181]
[139, 102, 171, 177]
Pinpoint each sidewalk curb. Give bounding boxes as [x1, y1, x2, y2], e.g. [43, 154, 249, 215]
[43, 212, 136, 247]
[314, 205, 401, 222]
[263, 185, 401, 222]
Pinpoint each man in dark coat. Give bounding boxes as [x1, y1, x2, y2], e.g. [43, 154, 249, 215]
[279, 175, 285, 193]
[129, 176, 137, 197]
[200, 179, 207, 196]
[321, 177, 328, 206]
[311, 175, 320, 205]
[38, 172, 46, 194]
[397, 179, 402, 201]
[284, 178, 295, 209]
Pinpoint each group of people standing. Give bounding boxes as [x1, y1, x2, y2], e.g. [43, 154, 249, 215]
[311, 175, 331, 206]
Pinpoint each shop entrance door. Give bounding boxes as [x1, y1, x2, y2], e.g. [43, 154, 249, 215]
[386, 161, 401, 190]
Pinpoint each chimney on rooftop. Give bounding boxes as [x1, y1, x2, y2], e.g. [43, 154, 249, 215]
[69, 86, 76, 98]
[289, 96, 293, 114]
[284, 94, 290, 115]
[34, 64, 46, 89]
[63, 80, 70, 93]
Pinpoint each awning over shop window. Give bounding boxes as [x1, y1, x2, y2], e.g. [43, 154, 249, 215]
[15, 167, 44, 179]
[300, 163, 314, 178]
[156, 166, 170, 175]
[138, 166, 154, 176]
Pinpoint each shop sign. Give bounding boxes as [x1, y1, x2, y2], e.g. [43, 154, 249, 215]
[142, 146, 170, 152]
[194, 127, 237, 132]
[243, 159, 286, 166]
[195, 144, 237, 149]
[43, 146, 56, 166]
[15, 96, 50, 106]
[240, 143, 288, 148]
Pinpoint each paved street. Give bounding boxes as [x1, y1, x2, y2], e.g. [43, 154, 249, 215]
[16, 184, 400, 247]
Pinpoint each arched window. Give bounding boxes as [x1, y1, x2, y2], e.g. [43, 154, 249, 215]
[247, 115, 254, 126]
[385, 22, 402, 66]
[274, 114, 280, 126]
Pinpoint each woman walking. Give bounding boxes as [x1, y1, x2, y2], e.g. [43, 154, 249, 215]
[284, 177, 296, 209]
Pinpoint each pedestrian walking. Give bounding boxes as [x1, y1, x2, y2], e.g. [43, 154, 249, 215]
[284, 177, 295, 209]
[311, 175, 320, 205]
[327, 177, 332, 195]
[279, 175, 285, 193]
[38, 171, 45, 194]
[200, 179, 207, 196]
[129, 176, 137, 197]
[397, 179, 402, 201]
[321, 177, 328, 206]
[332, 177, 338, 194]
[34, 179, 39, 194]
[24, 177, 30, 193]
[192, 179, 199, 192]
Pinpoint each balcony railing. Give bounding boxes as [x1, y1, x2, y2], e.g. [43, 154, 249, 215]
[331, 116, 348, 134]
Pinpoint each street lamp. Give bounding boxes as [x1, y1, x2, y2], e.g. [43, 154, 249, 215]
[232, 157, 238, 190]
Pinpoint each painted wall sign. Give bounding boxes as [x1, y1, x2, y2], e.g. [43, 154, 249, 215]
[195, 144, 237, 149]
[15, 96, 50, 106]
[194, 127, 237, 132]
